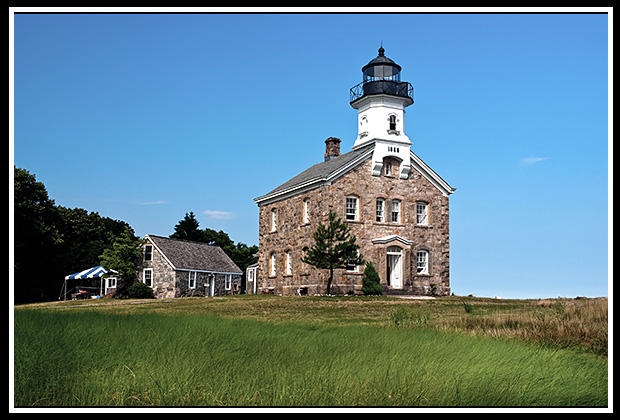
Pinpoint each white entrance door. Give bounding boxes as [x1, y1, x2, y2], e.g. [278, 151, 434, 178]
[387, 246, 403, 288]
[206, 274, 215, 297]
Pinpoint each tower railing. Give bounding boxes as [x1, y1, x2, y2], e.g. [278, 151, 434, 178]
[350, 80, 413, 103]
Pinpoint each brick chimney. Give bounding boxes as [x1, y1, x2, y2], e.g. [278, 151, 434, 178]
[324, 137, 341, 161]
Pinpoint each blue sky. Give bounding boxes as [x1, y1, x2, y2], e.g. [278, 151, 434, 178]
[11, 11, 610, 298]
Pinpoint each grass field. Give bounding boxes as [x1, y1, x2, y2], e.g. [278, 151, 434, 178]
[12, 295, 608, 407]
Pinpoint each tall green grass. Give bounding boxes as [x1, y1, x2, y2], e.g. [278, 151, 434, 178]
[14, 308, 607, 407]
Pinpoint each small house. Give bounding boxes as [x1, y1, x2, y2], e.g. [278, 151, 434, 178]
[139, 234, 243, 298]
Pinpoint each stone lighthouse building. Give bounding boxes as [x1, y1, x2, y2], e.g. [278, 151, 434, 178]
[253, 47, 455, 296]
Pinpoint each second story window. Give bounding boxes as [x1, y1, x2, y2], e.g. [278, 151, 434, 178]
[346, 196, 359, 221]
[144, 245, 153, 261]
[416, 202, 428, 225]
[376, 198, 385, 222]
[391, 199, 401, 223]
[304, 199, 310, 224]
[271, 208, 278, 231]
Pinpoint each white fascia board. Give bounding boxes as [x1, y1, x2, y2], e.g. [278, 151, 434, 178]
[175, 268, 243, 275]
[410, 151, 456, 197]
[144, 234, 177, 270]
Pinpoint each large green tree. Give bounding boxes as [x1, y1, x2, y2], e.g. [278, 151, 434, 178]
[13, 166, 138, 303]
[301, 210, 364, 295]
[99, 227, 144, 298]
[13, 167, 62, 302]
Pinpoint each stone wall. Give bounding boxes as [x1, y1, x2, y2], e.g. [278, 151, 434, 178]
[257, 156, 450, 296]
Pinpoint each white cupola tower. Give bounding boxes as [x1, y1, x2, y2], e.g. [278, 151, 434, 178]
[350, 46, 414, 179]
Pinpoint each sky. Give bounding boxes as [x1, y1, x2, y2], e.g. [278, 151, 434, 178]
[10, 10, 611, 299]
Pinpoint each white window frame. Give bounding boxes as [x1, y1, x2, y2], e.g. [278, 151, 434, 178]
[376, 198, 385, 222]
[385, 162, 392, 176]
[304, 199, 310, 224]
[143, 268, 153, 287]
[270, 253, 276, 276]
[189, 271, 197, 289]
[271, 208, 278, 231]
[417, 202, 428, 225]
[144, 244, 153, 261]
[417, 250, 429, 275]
[225, 274, 232, 290]
[346, 249, 360, 272]
[346, 196, 359, 221]
[107, 277, 117, 289]
[391, 199, 401, 223]
[286, 250, 292, 275]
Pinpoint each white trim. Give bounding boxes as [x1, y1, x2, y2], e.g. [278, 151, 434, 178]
[143, 268, 153, 287]
[144, 235, 176, 270]
[410, 151, 456, 197]
[372, 235, 413, 246]
[175, 268, 242, 275]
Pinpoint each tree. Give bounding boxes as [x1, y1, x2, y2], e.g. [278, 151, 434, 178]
[170, 212, 202, 241]
[301, 210, 364, 295]
[361, 261, 383, 295]
[99, 227, 144, 298]
[13, 167, 62, 303]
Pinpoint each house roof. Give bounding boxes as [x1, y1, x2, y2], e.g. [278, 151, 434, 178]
[254, 143, 374, 205]
[254, 141, 455, 205]
[145, 235, 242, 274]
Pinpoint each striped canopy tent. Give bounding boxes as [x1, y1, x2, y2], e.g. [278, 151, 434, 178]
[62, 266, 117, 300]
[65, 265, 110, 280]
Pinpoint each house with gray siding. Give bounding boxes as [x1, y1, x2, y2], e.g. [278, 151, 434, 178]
[139, 234, 243, 298]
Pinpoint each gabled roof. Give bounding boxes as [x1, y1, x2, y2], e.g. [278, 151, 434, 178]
[145, 235, 242, 274]
[254, 141, 455, 206]
[254, 144, 374, 205]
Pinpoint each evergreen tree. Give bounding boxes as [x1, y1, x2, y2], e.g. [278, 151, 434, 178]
[301, 210, 364, 295]
[361, 261, 383, 295]
[170, 211, 202, 241]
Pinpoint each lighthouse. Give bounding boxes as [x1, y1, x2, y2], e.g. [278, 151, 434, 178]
[350, 46, 414, 179]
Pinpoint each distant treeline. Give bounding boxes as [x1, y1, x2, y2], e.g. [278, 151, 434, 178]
[12, 167, 257, 303]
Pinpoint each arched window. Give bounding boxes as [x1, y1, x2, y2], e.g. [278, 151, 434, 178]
[389, 114, 397, 131]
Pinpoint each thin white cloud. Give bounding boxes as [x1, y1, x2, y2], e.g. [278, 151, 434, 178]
[202, 210, 236, 220]
[138, 200, 168, 205]
[520, 157, 550, 166]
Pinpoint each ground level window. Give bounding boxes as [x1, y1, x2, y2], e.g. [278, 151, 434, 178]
[189, 271, 197, 289]
[143, 268, 153, 287]
[225, 274, 232, 290]
[417, 250, 429, 274]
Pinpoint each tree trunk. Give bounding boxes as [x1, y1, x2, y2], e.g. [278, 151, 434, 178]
[327, 268, 334, 295]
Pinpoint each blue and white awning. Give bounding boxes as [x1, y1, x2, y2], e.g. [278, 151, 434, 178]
[65, 265, 113, 280]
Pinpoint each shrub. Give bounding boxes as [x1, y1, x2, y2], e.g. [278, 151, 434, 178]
[361, 262, 382, 295]
[128, 282, 154, 299]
